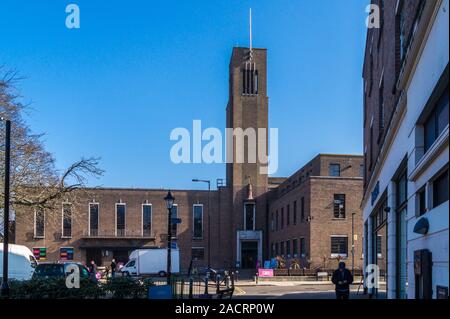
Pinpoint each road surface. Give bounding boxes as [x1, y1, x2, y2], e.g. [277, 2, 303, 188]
[233, 283, 386, 299]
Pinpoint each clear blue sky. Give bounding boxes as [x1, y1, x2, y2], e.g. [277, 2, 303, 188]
[0, 0, 368, 190]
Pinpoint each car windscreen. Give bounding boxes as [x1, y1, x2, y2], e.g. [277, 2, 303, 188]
[34, 264, 64, 276]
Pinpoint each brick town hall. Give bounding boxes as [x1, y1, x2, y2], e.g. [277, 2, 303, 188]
[13, 45, 364, 273]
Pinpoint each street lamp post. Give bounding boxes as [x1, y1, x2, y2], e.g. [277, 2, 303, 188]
[192, 179, 211, 270]
[1, 118, 11, 297]
[164, 190, 175, 285]
[352, 212, 356, 274]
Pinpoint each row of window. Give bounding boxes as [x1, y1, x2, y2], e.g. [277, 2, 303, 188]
[271, 238, 307, 259]
[271, 198, 304, 231]
[271, 236, 349, 259]
[278, 163, 363, 197]
[364, 0, 441, 182]
[271, 194, 348, 232]
[34, 202, 205, 239]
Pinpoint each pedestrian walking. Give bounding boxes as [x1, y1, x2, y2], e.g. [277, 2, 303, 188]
[89, 260, 98, 282]
[331, 262, 353, 300]
[110, 259, 117, 278]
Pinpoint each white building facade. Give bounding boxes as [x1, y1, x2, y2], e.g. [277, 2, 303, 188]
[362, 0, 449, 299]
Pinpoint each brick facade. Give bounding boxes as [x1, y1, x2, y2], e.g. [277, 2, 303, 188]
[362, 0, 426, 193]
[12, 47, 364, 273]
[268, 155, 363, 271]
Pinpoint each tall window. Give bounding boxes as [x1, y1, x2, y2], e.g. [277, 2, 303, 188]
[300, 197, 305, 222]
[34, 209, 45, 238]
[116, 203, 126, 237]
[171, 204, 178, 238]
[398, 1, 407, 64]
[293, 239, 298, 257]
[242, 63, 258, 95]
[142, 204, 152, 237]
[193, 204, 203, 239]
[379, 78, 384, 131]
[62, 203, 72, 238]
[333, 194, 346, 219]
[369, 54, 374, 95]
[300, 238, 306, 257]
[370, 125, 374, 170]
[280, 241, 285, 256]
[286, 204, 290, 226]
[286, 240, 291, 257]
[281, 208, 284, 229]
[293, 201, 297, 225]
[275, 210, 279, 231]
[433, 169, 449, 208]
[89, 203, 99, 236]
[271, 212, 275, 231]
[331, 236, 348, 257]
[416, 187, 426, 216]
[424, 90, 449, 153]
[244, 203, 255, 231]
[329, 164, 341, 177]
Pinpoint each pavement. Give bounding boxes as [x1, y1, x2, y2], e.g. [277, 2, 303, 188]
[233, 282, 387, 299]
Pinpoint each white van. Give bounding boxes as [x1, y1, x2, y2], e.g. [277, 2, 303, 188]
[120, 248, 180, 277]
[0, 244, 37, 281]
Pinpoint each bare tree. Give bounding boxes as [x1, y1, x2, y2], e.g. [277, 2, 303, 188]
[0, 67, 104, 227]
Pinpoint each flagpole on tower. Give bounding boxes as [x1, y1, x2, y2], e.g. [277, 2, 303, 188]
[249, 8, 253, 54]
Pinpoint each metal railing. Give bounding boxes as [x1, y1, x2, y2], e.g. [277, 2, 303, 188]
[148, 271, 235, 299]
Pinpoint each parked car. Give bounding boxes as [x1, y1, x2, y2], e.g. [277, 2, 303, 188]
[0, 244, 37, 281]
[32, 262, 90, 280]
[120, 248, 180, 277]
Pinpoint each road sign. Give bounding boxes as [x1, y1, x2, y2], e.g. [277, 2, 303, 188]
[171, 218, 182, 224]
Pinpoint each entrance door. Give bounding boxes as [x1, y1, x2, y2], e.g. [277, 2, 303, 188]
[113, 250, 130, 264]
[241, 241, 258, 269]
[86, 249, 102, 266]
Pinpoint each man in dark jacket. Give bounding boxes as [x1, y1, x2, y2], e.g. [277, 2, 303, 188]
[331, 262, 353, 299]
[110, 259, 117, 278]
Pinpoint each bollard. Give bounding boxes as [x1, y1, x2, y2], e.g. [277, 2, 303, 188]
[189, 277, 193, 299]
[216, 274, 221, 294]
[204, 276, 209, 295]
[180, 278, 184, 299]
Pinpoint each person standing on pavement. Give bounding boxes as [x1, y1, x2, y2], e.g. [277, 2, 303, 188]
[331, 262, 353, 300]
[89, 260, 98, 282]
[110, 259, 117, 278]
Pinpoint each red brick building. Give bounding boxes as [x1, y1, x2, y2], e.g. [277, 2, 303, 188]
[268, 154, 363, 271]
[13, 46, 364, 272]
